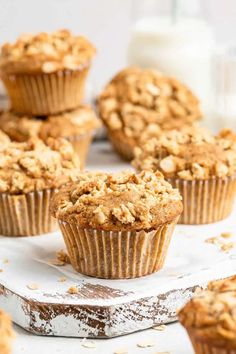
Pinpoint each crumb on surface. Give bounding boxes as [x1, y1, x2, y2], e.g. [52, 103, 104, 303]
[58, 277, 67, 283]
[152, 324, 166, 331]
[27, 283, 39, 290]
[67, 286, 78, 294]
[137, 341, 155, 348]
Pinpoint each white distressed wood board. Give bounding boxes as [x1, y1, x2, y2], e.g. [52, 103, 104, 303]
[0, 142, 236, 338]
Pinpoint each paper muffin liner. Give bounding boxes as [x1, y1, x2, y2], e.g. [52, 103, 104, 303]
[66, 132, 94, 169]
[168, 176, 236, 224]
[188, 331, 236, 354]
[0, 189, 58, 236]
[2, 65, 90, 115]
[107, 130, 134, 161]
[58, 217, 178, 279]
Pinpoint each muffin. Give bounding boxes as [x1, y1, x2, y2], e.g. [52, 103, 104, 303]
[0, 106, 100, 167]
[0, 29, 95, 115]
[178, 275, 236, 354]
[50, 170, 182, 279]
[0, 309, 14, 354]
[0, 137, 80, 236]
[97, 67, 202, 160]
[133, 127, 236, 224]
[0, 129, 10, 145]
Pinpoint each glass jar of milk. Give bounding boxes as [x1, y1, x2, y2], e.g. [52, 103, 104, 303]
[128, 0, 215, 125]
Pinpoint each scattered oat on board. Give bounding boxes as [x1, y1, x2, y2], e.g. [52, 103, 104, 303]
[27, 283, 39, 290]
[153, 324, 166, 331]
[137, 341, 155, 348]
[2, 258, 9, 264]
[221, 232, 232, 239]
[0, 269, 3, 273]
[58, 277, 67, 283]
[49, 259, 66, 266]
[81, 341, 96, 349]
[221, 243, 234, 252]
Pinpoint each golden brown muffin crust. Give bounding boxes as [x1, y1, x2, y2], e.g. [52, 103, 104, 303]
[178, 276, 236, 349]
[133, 127, 236, 180]
[0, 29, 96, 74]
[0, 137, 80, 195]
[98, 67, 202, 148]
[0, 129, 10, 145]
[0, 106, 100, 142]
[0, 309, 14, 354]
[50, 170, 183, 231]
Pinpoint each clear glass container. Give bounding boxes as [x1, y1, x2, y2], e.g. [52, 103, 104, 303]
[128, 0, 215, 124]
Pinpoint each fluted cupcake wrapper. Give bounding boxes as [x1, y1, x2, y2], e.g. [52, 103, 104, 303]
[2, 66, 90, 116]
[58, 218, 178, 279]
[188, 332, 236, 354]
[168, 176, 236, 225]
[0, 189, 58, 236]
[66, 132, 93, 169]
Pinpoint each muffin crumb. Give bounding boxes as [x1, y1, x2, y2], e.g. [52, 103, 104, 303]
[67, 286, 78, 294]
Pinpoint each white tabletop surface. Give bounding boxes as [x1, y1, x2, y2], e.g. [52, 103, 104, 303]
[9, 141, 217, 354]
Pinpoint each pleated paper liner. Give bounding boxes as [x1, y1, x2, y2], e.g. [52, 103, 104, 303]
[0, 189, 58, 236]
[58, 217, 178, 279]
[168, 176, 236, 225]
[107, 130, 135, 161]
[188, 331, 236, 354]
[66, 132, 94, 169]
[2, 65, 89, 116]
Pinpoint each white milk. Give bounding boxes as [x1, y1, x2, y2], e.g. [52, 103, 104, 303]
[127, 17, 215, 123]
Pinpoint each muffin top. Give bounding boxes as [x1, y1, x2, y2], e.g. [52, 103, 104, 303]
[0, 129, 11, 145]
[98, 67, 202, 145]
[133, 126, 236, 180]
[0, 29, 96, 74]
[0, 106, 100, 142]
[178, 276, 236, 348]
[0, 138, 80, 195]
[0, 309, 14, 351]
[50, 170, 182, 231]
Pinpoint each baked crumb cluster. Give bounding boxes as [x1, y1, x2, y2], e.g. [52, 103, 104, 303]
[0, 309, 14, 354]
[133, 127, 236, 180]
[0, 138, 80, 194]
[179, 276, 236, 346]
[0, 129, 10, 145]
[0, 29, 96, 74]
[50, 170, 182, 230]
[98, 67, 202, 143]
[0, 106, 100, 142]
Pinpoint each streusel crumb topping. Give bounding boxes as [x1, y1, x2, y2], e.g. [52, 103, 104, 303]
[178, 276, 236, 347]
[50, 170, 182, 230]
[133, 127, 236, 180]
[0, 129, 10, 145]
[0, 106, 100, 142]
[98, 67, 202, 145]
[0, 29, 96, 74]
[0, 138, 80, 194]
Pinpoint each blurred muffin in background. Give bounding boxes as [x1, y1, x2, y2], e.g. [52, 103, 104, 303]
[0, 137, 81, 236]
[97, 67, 202, 160]
[133, 126, 236, 224]
[0, 106, 100, 168]
[0, 29, 96, 115]
[0, 308, 14, 354]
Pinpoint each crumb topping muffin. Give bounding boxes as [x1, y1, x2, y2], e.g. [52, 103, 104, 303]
[0, 29, 96, 74]
[0, 309, 14, 354]
[133, 127, 236, 180]
[178, 276, 236, 349]
[50, 170, 182, 231]
[0, 137, 80, 194]
[98, 67, 202, 143]
[0, 129, 10, 145]
[0, 106, 100, 142]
